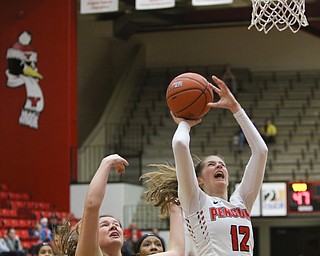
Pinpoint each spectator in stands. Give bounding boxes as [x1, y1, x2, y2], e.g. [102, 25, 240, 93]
[151, 228, 159, 236]
[48, 214, 58, 233]
[0, 237, 10, 255]
[121, 229, 139, 256]
[29, 223, 41, 242]
[123, 222, 142, 241]
[260, 118, 277, 144]
[222, 63, 238, 95]
[39, 218, 52, 242]
[60, 216, 68, 227]
[32, 242, 53, 256]
[2, 227, 26, 256]
[237, 116, 258, 152]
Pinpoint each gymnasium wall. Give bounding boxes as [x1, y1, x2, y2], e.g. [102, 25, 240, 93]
[77, 21, 320, 158]
[70, 183, 144, 223]
[75, 5, 320, 152]
[130, 26, 320, 71]
[0, 0, 77, 211]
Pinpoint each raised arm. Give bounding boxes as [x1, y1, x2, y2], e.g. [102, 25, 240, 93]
[233, 109, 268, 212]
[156, 203, 185, 256]
[208, 75, 268, 212]
[172, 117, 203, 215]
[75, 154, 128, 256]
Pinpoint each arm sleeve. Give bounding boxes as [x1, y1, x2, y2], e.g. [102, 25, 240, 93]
[234, 109, 268, 212]
[172, 122, 203, 215]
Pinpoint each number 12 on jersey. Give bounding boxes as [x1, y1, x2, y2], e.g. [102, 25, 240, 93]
[230, 225, 250, 252]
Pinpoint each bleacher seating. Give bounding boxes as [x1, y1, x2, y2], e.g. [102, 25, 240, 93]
[0, 183, 71, 253]
[117, 67, 319, 182]
[110, 67, 320, 229]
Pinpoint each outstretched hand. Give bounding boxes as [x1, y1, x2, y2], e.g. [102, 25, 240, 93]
[102, 154, 129, 174]
[207, 75, 241, 114]
[170, 111, 202, 128]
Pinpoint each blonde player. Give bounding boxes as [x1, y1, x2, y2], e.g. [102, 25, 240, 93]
[54, 154, 185, 256]
[171, 75, 268, 255]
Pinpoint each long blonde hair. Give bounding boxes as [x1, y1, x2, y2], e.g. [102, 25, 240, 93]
[141, 155, 224, 216]
[53, 219, 79, 256]
[140, 163, 179, 218]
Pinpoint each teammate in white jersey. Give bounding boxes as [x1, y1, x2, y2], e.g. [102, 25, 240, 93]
[171, 75, 268, 255]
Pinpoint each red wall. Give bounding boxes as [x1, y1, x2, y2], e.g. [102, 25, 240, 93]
[0, 0, 77, 211]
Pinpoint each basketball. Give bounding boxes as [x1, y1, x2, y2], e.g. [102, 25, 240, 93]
[166, 72, 214, 120]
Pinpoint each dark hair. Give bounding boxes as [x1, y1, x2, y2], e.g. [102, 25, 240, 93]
[34, 242, 52, 255]
[195, 160, 204, 177]
[134, 233, 166, 254]
[6, 227, 14, 235]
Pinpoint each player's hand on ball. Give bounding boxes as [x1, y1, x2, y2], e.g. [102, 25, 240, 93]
[170, 111, 202, 128]
[207, 75, 241, 114]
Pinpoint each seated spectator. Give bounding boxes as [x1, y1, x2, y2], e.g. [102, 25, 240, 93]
[151, 228, 159, 236]
[60, 216, 67, 226]
[123, 222, 142, 241]
[121, 229, 140, 256]
[0, 238, 10, 255]
[39, 218, 52, 242]
[260, 118, 277, 144]
[222, 63, 238, 94]
[2, 228, 26, 256]
[29, 223, 41, 242]
[48, 214, 58, 233]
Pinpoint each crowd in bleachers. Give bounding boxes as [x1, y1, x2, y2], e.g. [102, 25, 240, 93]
[0, 183, 73, 256]
[0, 180, 164, 256]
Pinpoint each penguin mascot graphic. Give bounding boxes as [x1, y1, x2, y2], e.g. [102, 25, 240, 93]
[6, 31, 44, 129]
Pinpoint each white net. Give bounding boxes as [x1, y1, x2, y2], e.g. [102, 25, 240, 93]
[248, 0, 309, 33]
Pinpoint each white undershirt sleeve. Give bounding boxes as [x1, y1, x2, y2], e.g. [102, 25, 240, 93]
[172, 121, 201, 215]
[233, 109, 268, 212]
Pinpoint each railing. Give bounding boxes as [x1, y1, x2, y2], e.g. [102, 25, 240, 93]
[78, 122, 144, 183]
[123, 204, 169, 231]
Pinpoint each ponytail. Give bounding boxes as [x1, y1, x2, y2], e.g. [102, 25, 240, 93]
[140, 163, 179, 217]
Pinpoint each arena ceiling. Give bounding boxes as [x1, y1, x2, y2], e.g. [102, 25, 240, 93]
[93, 0, 320, 39]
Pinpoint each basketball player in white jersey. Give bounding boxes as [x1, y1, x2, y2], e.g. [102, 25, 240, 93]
[171, 75, 268, 255]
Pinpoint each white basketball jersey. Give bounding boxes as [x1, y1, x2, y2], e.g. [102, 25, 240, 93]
[173, 109, 268, 256]
[185, 191, 254, 256]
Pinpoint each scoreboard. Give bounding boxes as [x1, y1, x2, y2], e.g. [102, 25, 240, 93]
[234, 181, 320, 216]
[287, 181, 320, 214]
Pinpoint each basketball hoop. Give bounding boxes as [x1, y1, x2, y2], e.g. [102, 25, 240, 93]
[248, 0, 309, 33]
